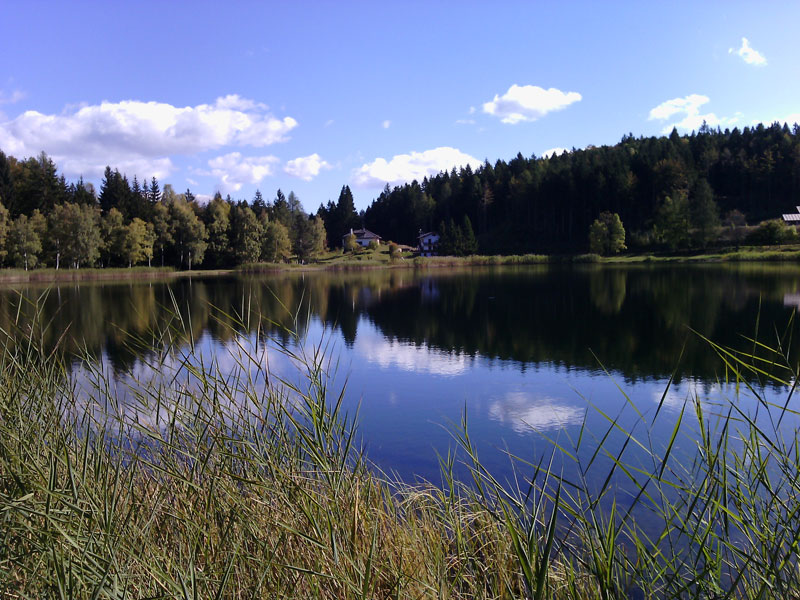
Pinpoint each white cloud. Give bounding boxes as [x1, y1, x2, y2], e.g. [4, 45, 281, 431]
[541, 147, 568, 158]
[382, 120, 391, 129]
[203, 152, 279, 193]
[352, 146, 482, 188]
[729, 37, 767, 66]
[0, 95, 297, 180]
[648, 94, 738, 133]
[483, 84, 582, 124]
[455, 118, 476, 125]
[648, 94, 709, 121]
[284, 153, 331, 181]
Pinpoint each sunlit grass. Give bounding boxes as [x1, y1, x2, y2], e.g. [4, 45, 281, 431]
[2, 295, 800, 597]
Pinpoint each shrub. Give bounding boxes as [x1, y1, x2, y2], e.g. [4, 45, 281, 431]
[746, 219, 798, 245]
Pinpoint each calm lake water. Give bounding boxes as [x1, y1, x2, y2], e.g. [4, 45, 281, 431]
[5, 264, 800, 488]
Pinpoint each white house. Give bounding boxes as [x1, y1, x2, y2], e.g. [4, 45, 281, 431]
[343, 228, 382, 248]
[417, 231, 440, 257]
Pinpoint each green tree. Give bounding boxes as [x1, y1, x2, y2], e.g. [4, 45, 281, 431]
[389, 242, 401, 261]
[654, 194, 690, 251]
[271, 189, 292, 229]
[73, 204, 103, 268]
[9, 211, 45, 270]
[161, 183, 179, 204]
[323, 185, 360, 246]
[100, 208, 127, 266]
[261, 221, 291, 263]
[151, 202, 173, 267]
[293, 215, 326, 262]
[10, 152, 65, 216]
[461, 215, 478, 255]
[122, 218, 156, 267]
[99, 167, 131, 215]
[690, 178, 720, 248]
[252, 189, 266, 216]
[367, 239, 379, 251]
[148, 176, 161, 204]
[169, 200, 207, 269]
[229, 204, 262, 265]
[588, 212, 626, 255]
[48, 203, 102, 268]
[204, 196, 231, 267]
[311, 217, 328, 256]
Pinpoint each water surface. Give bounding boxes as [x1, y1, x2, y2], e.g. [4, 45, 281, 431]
[5, 264, 800, 486]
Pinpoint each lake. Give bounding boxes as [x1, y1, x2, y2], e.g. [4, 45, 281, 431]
[5, 263, 800, 489]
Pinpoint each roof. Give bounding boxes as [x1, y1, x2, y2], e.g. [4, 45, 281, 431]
[783, 214, 800, 222]
[417, 231, 438, 239]
[343, 228, 381, 239]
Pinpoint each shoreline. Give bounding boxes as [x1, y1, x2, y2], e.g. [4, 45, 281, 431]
[1, 245, 799, 284]
[0, 267, 233, 285]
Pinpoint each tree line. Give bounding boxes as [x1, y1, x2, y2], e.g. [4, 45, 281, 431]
[0, 154, 329, 269]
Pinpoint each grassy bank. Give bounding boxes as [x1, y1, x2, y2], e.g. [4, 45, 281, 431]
[5, 244, 799, 284]
[2, 304, 800, 597]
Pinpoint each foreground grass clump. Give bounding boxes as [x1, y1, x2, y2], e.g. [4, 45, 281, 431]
[2, 301, 800, 598]
[0, 308, 539, 598]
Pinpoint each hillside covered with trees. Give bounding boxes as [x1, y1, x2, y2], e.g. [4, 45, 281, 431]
[0, 121, 799, 270]
[363, 122, 800, 253]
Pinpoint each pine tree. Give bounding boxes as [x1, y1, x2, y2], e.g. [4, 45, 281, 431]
[149, 177, 161, 204]
[461, 215, 478, 255]
[252, 189, 266, 216]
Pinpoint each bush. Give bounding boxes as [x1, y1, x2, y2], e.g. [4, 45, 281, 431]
[367, 240, 379, 251]
[746, 219, 798, 245]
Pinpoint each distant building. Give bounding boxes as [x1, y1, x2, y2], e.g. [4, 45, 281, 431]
[417, 231, 440, 257]
[343, 228, 382, 247]
[782, 206, 800, 225]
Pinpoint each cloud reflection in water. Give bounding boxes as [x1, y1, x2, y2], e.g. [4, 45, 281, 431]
[488, 391, 584, 433]
[357, 335, 468, 377]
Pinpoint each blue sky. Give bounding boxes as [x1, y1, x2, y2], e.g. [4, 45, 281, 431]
[1, 1, 799, 211]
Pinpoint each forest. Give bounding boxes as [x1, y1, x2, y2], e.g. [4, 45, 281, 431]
[363, 121, 800, 253]
[0, 121, 799, 269]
